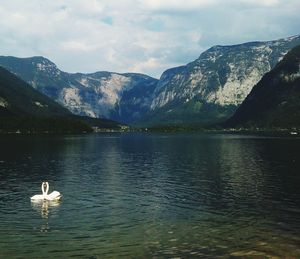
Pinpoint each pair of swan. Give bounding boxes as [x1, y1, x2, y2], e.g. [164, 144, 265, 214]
[31, 182, 62, 201]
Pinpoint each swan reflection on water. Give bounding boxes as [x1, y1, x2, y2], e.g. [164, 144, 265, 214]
[31, 199, 61, 219]
[31, 199, 61, 232]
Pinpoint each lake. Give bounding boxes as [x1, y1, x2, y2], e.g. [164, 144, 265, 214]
[0, 133, 300, 258]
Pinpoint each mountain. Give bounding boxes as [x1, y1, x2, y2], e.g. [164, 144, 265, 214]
[225, 44, 300, 129]
[0, 66, 75, 117]
[1, 35, 300, 127]
[0, 56, 158, 124]
[142, 35, 300, 126]
[0, 67, 122, 133]
[0, 66, 93, 133]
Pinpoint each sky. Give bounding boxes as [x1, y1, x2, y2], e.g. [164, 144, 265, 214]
[0, 0, 299, 78]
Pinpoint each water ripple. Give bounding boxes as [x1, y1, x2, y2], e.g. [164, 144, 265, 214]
[0, 133, 300, 258]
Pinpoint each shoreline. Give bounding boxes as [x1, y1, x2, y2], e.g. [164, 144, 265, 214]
[0, 127, 299, 137]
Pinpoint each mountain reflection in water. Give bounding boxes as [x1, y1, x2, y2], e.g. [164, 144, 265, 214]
[0, 133, 299, 258]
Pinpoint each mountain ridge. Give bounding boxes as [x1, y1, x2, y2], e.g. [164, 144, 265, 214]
[0, 66, 92, 133]
[143, 34, 300, 126]
[226, 44, 300, 129]
[1, 34, 300, 126]
[0, 66, 124, 133]
[0, 55, 158, 124]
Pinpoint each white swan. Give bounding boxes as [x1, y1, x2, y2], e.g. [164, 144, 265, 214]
[31, 182, 62, 201]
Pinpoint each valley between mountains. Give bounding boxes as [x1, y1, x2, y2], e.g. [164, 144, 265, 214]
[1, 35, 300, 130]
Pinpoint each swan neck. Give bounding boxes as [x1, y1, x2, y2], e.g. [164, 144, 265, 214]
[41, 182, 49, 196]
[45, 182, 49, 195]
[41, 182, 45, 195]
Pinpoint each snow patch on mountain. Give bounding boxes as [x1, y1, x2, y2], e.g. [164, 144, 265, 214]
[36, 63, 47, 71]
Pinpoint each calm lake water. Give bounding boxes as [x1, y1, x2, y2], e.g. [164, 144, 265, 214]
[0, 133, 300, 258]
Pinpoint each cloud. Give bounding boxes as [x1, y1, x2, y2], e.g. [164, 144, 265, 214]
[0, 0, 299, 78]
[239, 0, 280, 7]
[139, 0, 218, 12]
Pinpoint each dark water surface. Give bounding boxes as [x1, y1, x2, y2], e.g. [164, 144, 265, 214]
[0, 133, 299, 258]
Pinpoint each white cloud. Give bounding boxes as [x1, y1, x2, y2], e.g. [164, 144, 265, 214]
[0, 0, 298, 78]
[61, 40, 94, 52]
[239, 0, 280, 7]
[130, 57, 165, 77]
[139, 0, 217, 12]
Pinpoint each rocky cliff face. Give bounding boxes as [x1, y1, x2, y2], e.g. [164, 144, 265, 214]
[226, 44, 300, 128]
[0, 66, 95, 133]
[1, 35, 300, 126]
[0, 56, 158, 124]
[146, 35, 300, 125]
[0, 66, 71, 117]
